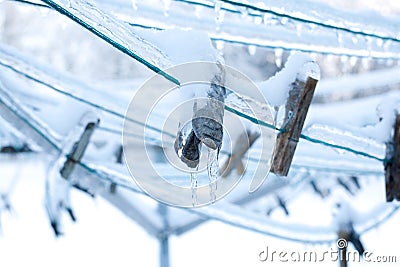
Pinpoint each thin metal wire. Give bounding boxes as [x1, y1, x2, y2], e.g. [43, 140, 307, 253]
[1, 57, 386, 163]
[11, 0, 400, 60]
[0, 61, 176, 139]
[224, 106, 386, 162]
[40, 0, 180, 86]
[178, 0, 400, 43]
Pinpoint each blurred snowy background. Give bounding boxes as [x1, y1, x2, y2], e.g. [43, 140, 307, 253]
[0, 0, 400, 266]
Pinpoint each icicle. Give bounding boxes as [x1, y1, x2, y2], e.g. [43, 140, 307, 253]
[215, 7, 225, 30]
[262, 13, 271, 25]
[365, 36, 373, 54]
[383, 40, 392, 52]
[253, 16, 262, 25]
[361, 57, 371, 70]
[340, 55, 349, 73]
[214, 0, 222, 13]
[59, 0, 71, 8]
[309, 52, 317, 61]
[385, 58, 394, 67]
[336, 30, 343, 46]
[248, 45, 256, 56]
[131, 0, 138, 11]
[195, 5, 203, 18]
[376, 38, 383, 48]
[274, 48, 283, 68]
[215, 40, 224, 52]
[207, 148, 218, 203]
[296, 23, 302, 37]
[240, 7, 249, 19]
[163, 0, 171, 17]
[190, 171, 198, 207]
[351, 36, 358, 45]
[280, 17, 289, 25]
[306, 23, 317, 33]
[349, 56, 358, 68]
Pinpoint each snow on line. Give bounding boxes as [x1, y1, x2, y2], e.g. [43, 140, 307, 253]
[100, 0, 400, 60]
[0, 43, 390, 165]
[218, 0, 400, 42]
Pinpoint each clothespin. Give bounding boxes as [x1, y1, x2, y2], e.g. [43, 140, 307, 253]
[350, 176, 361, 190]
[337, 177, 355, 196]
[115, 145, 123, 164]
[174, 62, 226, 168]
[109, 182, 117, 194]
[310, 180, 330, 199]
[265, 195, 290, 216]
[276, 195, 289, 216]
[220, 129, 260, 177]
[270, 63, 319, 176]
[60, 120, 99, 179]
[72, 183, 95, 198]
[384, 114, 400, 202]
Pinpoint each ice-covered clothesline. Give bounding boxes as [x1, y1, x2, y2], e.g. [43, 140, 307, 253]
[215, 0, 400, 42]
[0, 44, 389, 166]
[99, 0, 400, 59]
[9, 0, 400, 60]
[40, 0, 181, 85]
[0, 82, 396, 243]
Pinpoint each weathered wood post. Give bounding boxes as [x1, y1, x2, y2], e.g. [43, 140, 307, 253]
[271, 64, 319, 176]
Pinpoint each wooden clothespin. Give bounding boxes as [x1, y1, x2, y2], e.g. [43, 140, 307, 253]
[384, 114, 400, 202]
[60, 120, 99, 179]
[270, 65, 319, 176]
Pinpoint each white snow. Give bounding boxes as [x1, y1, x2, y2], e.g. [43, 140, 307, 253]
[138, 28, 220, 64]
[258, 52, 315, 107]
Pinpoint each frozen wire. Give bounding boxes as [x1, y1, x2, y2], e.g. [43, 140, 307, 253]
[177, 0, 400, 43]
[40, 0, 180, 86]
[1, 57, 386, 163]
[0, 61, 176, 139]
[224, 106, 386, 162]
[2, 79, 396, 243]
[10, 0, 400, 60]
[1, 1, 388, 163]
[8, 0, 49, 8]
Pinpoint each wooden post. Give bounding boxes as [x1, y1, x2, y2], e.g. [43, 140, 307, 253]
[60, 120, 99, 179]
[385, 114, 400, 201]
[270, 76, 318, 176]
